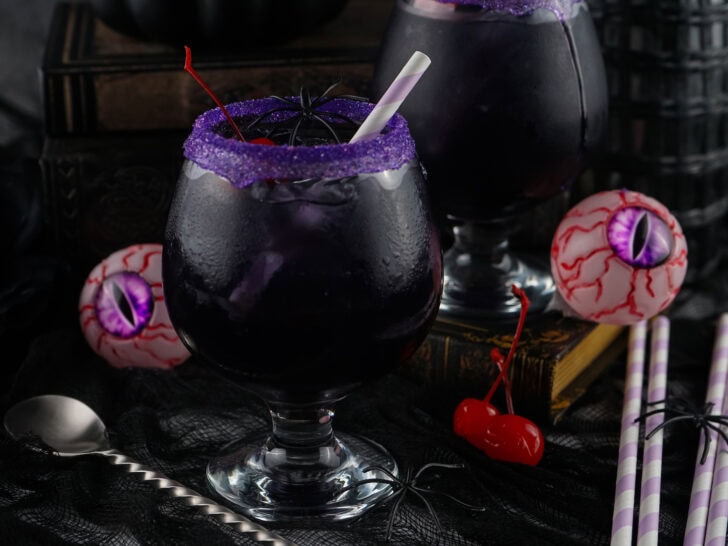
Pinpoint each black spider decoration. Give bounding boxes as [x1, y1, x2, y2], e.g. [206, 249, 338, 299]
[338, 462, 486, 542]
[636, 397, 728, 464]
[245, 82, 367, 145]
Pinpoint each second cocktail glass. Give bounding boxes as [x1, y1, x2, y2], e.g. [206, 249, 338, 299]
[372, 0, 608, 318]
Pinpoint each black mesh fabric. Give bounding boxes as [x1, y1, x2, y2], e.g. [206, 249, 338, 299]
[0, 303, 721, 545]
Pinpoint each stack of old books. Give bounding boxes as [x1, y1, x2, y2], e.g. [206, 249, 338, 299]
[39, 0, 392, 277]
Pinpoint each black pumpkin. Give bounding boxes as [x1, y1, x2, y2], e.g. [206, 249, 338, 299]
[90, 0, 350, 49]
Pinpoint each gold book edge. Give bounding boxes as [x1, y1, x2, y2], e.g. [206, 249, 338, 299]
[551, 323, 627, 398]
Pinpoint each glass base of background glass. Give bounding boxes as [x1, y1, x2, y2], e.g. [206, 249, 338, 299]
[439, 219, 556, 319]
[207, 430, 397, 522]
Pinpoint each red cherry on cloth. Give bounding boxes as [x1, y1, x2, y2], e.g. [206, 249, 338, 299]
[453, 398, 499, 442]
[472, 414, 544, 466]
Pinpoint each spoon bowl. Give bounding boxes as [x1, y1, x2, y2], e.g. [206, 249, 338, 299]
[4, 394, 110, 456]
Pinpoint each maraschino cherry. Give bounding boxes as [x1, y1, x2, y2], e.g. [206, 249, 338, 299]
[452, 348, 507, 439]
[452, 285, 545, 466]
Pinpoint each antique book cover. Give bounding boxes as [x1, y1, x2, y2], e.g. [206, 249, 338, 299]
[401, 312, 626, 423]
[39, 132, 185, 276]
[41, 1, 393, 135]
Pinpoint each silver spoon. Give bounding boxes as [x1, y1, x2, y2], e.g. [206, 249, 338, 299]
[3, 394, 294, 546]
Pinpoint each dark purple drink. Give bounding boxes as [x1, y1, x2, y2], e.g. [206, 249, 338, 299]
[163, 97, 442, 521]
[371, 0, 608, 220]
[162, 98, 443, 405]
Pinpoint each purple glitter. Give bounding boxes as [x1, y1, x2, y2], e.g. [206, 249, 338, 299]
[608, 207, 674, 269]
[95, 272, 154, 338]
[432, 0, 584, 19]
[183, 98, 417, 188]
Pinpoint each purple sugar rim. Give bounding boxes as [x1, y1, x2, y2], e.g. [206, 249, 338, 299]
[183, 97, 417, 188]
[431, 0, 584, 19]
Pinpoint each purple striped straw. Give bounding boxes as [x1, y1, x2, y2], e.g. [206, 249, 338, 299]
[636, 316, 671, 546]
[705, 382, 728, 546]
[684, 314, 728, 546]
[349, 51, 431, 143]
[611, 320, 648, 546]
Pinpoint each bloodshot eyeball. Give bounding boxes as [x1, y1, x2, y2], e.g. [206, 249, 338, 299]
[79, 243, 190, 369]
[550, 190, 688, 325]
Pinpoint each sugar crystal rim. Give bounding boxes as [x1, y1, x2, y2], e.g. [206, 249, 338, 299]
[183, 97, 417, 188]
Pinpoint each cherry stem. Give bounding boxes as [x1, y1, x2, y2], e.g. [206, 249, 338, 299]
[183, 45, 245, 142]
[482, 285, 530, 407]
[492, 352, 515, 415]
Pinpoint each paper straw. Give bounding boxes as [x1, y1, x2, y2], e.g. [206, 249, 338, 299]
[636, 316, 671, 546]
[349, 51, 431, 143]
[611, 320, 649, 546]
[705, 384, 728, 546]
[684, 313, 728, 546]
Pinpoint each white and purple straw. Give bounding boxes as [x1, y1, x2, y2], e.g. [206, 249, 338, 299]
[636, 316, 671, 546]
[705, 382, 728, 546]
[611, 320, 649, 546]
[349, 50, 431, 143]
[684, 313, 728, 546]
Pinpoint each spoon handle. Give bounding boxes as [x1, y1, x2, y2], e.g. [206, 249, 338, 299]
[101, 449, 295, 546]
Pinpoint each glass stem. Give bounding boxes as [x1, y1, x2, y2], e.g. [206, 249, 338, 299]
[441, 219, 555, 317]
[262, 405, 345, 497]
[452, 221, 511, 268]
[268, 405, 336, 450]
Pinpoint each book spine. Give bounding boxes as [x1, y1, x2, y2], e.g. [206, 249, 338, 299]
[44, 62, 377, 136]
[42, 5, 379, 136]
[402, 332, 552, 421]
[42, 3, 98, 135]
[39, 133, 185, 276]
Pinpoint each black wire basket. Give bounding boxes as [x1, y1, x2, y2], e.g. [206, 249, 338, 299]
[584, 0, 728, 282]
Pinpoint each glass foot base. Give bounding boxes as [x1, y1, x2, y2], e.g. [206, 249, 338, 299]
[207, 432, 398, 522]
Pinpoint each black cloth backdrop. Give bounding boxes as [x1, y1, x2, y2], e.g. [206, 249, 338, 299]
[2, 2, 728, 544]
[0, 300, 721, 545]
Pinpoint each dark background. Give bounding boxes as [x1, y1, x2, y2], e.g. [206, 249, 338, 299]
[2, 1, 728, 545]
[0, 0, 52, 154]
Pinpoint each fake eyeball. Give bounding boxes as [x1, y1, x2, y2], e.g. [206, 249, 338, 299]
[550, 189, 688, 325]
[79, 243, 190, 369]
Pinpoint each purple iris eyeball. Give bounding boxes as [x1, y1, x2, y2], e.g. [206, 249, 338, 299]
[94, 272, 154, 338]
[79, 243, 190, 369]
[607, 207, 674, 269]
[550, 190, 688, 325]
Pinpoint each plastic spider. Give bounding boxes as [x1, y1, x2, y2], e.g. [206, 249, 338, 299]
[245, 82, 367, 145]
[636, 397, 728, 464]
[338, 462, 486, 541]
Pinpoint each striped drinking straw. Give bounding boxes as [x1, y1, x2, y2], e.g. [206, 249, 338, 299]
[611, 320, 648, 546]
[705, 382, 728, 546]
[636, 316, 671, 546]
[349, 50, 431, 143]
[684, 314, 728, 546]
